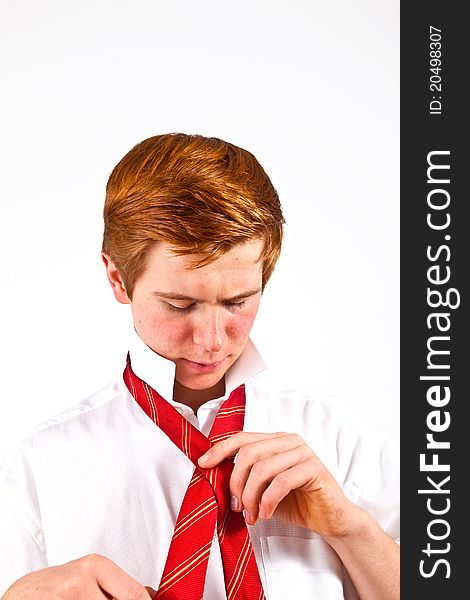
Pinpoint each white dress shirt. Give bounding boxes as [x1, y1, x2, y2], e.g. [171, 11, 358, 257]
[0, 330, 399, 598]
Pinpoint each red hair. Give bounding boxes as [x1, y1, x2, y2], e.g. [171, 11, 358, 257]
[102, 133, 285, 299]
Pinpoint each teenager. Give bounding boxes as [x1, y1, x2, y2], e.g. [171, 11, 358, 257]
[0, 133, 399, 599]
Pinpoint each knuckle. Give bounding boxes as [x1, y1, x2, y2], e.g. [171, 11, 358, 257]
[216, 436, 230, 449]
[252, 459, 270, 477]
[230, 472, 243, 493]
[56, 580, 73, 598]
[237, 446, 254, 463]
[275, 470, 293, 488]
[241, 489, 255, 511]
[58, 570, 83, 599]
[125, 586, 149, 600]
[225, 432, 243, 450]
[288, 433, 304, 445]
[78, 553, 103, 571]
[239, 442, 265, 463]
[300, 444, 314, 459]
[260, 488, 277, 512]
[261, 495, 275, 513]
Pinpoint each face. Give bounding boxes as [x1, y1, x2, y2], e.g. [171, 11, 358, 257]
[103, 240, 264, 406]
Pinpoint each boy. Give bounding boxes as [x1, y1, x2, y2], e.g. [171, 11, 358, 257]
[0, 133, 399, 599]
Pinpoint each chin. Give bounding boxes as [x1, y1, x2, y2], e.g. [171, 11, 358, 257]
[175, 361, 229, 389]
[178, 373, 224, 391]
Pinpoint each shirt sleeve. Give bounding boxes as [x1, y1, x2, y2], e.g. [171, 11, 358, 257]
[336, 413, 400, 541]
[0, 442, 47, 595]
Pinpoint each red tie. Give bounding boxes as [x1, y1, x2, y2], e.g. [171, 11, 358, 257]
[123, 357, 266, 600]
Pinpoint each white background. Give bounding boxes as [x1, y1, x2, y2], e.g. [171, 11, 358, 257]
[0, 0, 399, 464]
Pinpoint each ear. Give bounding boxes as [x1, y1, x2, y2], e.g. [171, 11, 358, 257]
[101, 253, 131, 305]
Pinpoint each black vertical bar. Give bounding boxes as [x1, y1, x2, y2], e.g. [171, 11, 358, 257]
[401, 2, 467, 597]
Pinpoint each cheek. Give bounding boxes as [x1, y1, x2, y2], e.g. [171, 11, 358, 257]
[154, 316, 189, 343]
[227, 308, 258, 339]
[136, 307, 188, 347]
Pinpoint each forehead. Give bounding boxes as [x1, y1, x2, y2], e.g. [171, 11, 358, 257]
[140, 240, 264, 293]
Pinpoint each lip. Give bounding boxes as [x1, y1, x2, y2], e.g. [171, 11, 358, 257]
[181, 357, 226, 373]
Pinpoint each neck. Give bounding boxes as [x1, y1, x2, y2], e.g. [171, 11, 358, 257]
[172, 378, 226, 412]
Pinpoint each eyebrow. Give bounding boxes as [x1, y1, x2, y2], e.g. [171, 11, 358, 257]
[152, 288, 262, 303]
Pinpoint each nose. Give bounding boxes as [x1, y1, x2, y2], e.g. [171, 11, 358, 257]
[192, 306, 225, 353]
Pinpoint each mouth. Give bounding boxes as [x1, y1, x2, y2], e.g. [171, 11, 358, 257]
[180, 357, 226, 373]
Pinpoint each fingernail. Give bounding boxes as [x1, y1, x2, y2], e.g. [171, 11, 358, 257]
[231, 496, 240, 511]
[244, 511, 253, 525]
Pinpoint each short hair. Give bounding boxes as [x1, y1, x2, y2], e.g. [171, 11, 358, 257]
[102, 133, 285, 299]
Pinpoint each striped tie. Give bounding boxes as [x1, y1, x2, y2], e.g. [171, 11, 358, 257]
[123, 357, 266, 600]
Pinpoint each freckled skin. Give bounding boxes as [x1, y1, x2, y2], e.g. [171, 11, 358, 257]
[103, 240, 264, 409]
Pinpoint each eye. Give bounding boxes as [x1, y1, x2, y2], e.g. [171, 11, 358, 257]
[224, 299, 247, 311]
[166, 303, 195, 314]
[165, 299, 248, 314]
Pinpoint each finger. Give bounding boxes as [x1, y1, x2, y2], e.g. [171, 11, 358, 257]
[259, 461, 319, 519]
[77, 554, 152, 600]
[198, 431, 288, 467]
[229, 435, 308, 511]
[238, 445, 314, 523]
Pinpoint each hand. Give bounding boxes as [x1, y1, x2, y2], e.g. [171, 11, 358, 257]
[2, 554, 156, 600]
[198, 432, 361, 539]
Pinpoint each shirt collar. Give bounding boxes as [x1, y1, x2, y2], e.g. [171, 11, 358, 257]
[127, 327, 267, 408]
